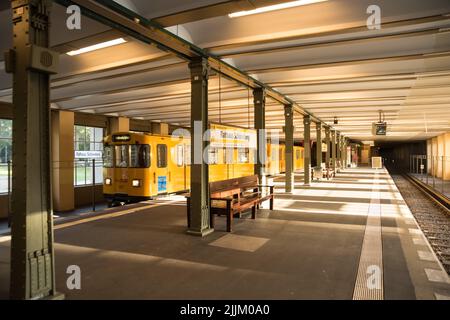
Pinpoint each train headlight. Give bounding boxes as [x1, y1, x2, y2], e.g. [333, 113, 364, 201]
[132, 179, 141, 187]
[105, 178, 112, 185]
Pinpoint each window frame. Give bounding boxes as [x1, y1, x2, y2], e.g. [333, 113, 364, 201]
[129, 144, 151, 168]
[157, 144, 168, 168]
[74, 125, 105, 186]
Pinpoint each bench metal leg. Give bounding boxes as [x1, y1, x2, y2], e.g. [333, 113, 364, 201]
[251, 205, 256, 219]
[210, 212, 215, 229]
[270, 198, 274, 210]
[227, 212, 232, 232]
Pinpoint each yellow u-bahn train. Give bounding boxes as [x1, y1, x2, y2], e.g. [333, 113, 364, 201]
[103, 123, 304, 205]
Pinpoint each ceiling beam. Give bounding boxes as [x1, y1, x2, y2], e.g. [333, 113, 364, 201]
[55, 0, 329, 127]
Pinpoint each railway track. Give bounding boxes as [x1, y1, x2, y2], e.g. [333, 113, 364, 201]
[390, 173, 450, 275]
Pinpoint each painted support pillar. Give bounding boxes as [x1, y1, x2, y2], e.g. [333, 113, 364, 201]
[331, 130, 337, 171]
[284, 104, 294, 193]
[343, 138, 348, 169]
[51, 110, 74, 212]
[108, 116, 129, 134]
[325, 127, 330, 168]
[7, 0, 62, 299]
[316, 122, 322, 168]
[254, 88, 266, 184]
[187, 57, 213, 237]
[303, 115, 311, 186]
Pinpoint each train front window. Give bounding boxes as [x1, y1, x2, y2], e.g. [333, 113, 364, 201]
[115, 145, 128, 168]
[157, 144, 167, 168]
[130, 144, 150, 168]
[103, 145, 114, 168]
[238, 148, 249, 163]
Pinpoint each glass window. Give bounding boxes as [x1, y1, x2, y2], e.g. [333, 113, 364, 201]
[0, 119, 12, 194]
[115, 145, 129, 168]
[208, 147, 218, 165]
[185, 145, 191, 166]
[103, 145, 114, 168]
[130, 144, 150, 168]
[238, 148, 249, 163]
[157, 144, 167, 168]
[74, 125, 104, 186]
[176, 144, 184, 167]
[296, 149, 301, 160]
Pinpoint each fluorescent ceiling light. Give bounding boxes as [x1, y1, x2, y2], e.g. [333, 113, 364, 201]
[229, 0, 327, 18]
[66, 38, 126, 56]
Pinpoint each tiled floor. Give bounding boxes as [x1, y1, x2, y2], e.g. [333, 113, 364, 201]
[0, 168, 449, 299]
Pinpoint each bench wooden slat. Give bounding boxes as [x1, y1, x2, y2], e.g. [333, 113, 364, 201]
[186, 174, 274, 232]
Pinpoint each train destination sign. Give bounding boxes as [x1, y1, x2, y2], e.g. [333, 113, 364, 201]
[113, 134, 131, 142]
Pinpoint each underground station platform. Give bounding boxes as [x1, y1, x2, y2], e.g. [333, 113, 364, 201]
[0, 0, 450, 311]
[1, 168, 449, 301]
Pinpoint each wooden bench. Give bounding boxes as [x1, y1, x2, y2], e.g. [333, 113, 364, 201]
[311, 164, 335, 180]
[186, 175, 274, 232]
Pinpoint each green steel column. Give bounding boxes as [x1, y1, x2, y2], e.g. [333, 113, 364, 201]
[316, 122, 322, 168]
[325, 127, 330, 168]
[7, 0, 61, 300]
[284, 104, 294, 193]
[343, 138, 348, 168]
[187, 57, 213, 237]
[254, 88, 266, 184]
[338, 134, 344, 169]
[303, 115, 311, 186]
[331, 130, 337, 171]
[336, 132, 341, 170]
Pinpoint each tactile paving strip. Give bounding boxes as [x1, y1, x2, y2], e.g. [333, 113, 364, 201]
[353, 171, 384, 300]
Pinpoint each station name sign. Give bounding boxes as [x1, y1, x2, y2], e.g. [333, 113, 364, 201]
[113, 134, 131, 142]
[75, 151, 103, 159]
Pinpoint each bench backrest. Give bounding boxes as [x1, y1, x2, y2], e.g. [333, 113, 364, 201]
[209, 175, 258, 196]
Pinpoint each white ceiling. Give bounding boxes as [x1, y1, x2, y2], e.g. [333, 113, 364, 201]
[1, 0, 450, 142]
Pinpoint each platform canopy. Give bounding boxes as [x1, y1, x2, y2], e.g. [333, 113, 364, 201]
[0, 0, 450, 142]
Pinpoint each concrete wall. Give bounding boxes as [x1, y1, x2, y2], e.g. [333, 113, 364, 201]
[0, 185, 105, 219]
[379, 141, 426, 172]
[427, 132, 450, 181]
[74, 185, 105, 207]
[445, 132, 450, 180]
[360, 145, 370, 165]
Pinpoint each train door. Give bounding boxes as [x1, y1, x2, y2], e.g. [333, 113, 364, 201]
[114, 144, 129, 196]
[167, 141, 186, 193]
[155, 139, 169, 194]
